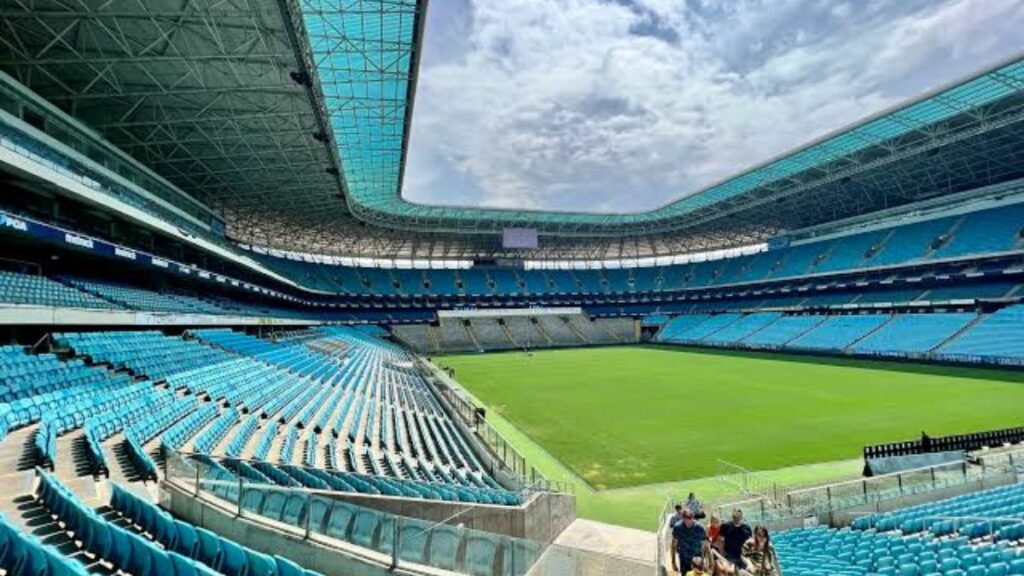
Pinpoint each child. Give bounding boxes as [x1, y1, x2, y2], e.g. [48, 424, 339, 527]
[708, 514, 721, 541]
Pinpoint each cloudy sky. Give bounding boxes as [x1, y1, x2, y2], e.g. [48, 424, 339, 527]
[401, 0, 1024, 213]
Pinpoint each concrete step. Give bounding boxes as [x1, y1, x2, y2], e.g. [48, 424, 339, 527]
[100, 434, 157, 484]
[54, 428, 93, 479]
[1, 493, 117, 574]
[0, 425, 43, 474]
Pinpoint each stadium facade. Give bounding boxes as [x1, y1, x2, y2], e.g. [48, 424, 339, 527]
[0, 1, 1023, 576]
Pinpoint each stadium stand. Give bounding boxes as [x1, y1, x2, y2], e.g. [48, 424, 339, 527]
[852, 312, 977, 356]
[0, 270, 119, 310]
[936, 305, 1024, 362]
[396, 314, 638, 353]
[653, 306, 1024, 366]
[64, 277, 231, 314]
[777, 482, 1024, 576]
[2, 12, 1024, 575]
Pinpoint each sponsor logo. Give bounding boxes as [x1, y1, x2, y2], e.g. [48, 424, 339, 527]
[114, 247, 137, 260]
[151, 258, 169, 268]
[64, 233, 94, 249]
[0, 215, 28, 232]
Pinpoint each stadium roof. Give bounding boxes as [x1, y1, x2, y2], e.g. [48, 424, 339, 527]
[2, 1, 1024, 259]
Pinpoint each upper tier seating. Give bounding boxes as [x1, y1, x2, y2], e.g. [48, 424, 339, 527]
[0, 270, 119, 309]
[931, 202, 1024, 259]
[869, 216, 958, 267]
[64, 277, 230, 314]
[246, 196, 1024, 298]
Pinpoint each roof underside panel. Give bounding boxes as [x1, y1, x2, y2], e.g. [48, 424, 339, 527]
[0, 0, 348, 242]
[299, 0, 416, 216]
[295, 0, 1024, 238]
[0, 0, 1023, 259]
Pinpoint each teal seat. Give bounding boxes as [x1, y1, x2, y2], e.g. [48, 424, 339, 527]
[350, 510, 380, 548]
[398, 524, 429, 564]
[428, 525, 462, 571]
[219, 538, 248, 576]
[463, 534, 500, 576]
[325, 503, 354, 540]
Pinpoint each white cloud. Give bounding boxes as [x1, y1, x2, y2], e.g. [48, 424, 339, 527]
[402, 0, 1024, 213]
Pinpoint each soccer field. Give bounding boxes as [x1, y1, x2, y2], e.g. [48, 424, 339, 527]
[437, 346, 1024, 491]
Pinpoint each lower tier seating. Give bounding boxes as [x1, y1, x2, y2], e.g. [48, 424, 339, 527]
[778, 482, 1024, 576]
[396, 314, 638, 353]
[656, 306, 1024, 365]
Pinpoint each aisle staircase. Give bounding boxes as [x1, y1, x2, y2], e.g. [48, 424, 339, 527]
[563, 317, 589, 344]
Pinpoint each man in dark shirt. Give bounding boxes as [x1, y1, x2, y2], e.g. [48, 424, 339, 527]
[671, 509, 707, 574]
[719, 508, 752, 565]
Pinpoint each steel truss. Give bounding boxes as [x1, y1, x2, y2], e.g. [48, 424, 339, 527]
[1, 1, 1023, 261]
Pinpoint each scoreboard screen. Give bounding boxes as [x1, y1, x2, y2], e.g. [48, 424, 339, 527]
[502, 227, 538, 249]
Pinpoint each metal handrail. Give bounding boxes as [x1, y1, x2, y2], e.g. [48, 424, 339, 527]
[170, 452, 654, 576]
[785, 460, 974, 497]
[709, 459, 1017, 529]
[181, 450, 536, 506]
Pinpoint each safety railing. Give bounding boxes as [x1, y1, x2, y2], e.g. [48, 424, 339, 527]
[708, 459, 1016, 529]
[165, 452, 652, 576]
[420, 359, 572, 494]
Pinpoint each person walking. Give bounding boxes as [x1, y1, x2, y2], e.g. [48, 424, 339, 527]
[672, 509, 708, 575]
[719, 509, 752, 566]
[742, 525, 780, 576]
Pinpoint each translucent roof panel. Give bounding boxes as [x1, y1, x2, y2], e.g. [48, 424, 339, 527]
[298, 2, 1024, 233]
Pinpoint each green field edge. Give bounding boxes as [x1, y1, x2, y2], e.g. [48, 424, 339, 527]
[433, 360, 864, 531]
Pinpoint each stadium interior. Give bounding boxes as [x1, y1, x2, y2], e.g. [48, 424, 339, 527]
[0, 1, 1021, 575]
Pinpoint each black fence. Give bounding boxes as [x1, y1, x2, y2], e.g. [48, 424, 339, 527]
[864, 426, 1024, 460]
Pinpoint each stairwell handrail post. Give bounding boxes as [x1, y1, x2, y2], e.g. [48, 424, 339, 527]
[304, 490, 311, 540]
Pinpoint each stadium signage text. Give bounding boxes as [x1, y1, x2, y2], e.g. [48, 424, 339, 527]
[0, 208, 295, 304]
[115, 247, 137, 260]
[64, 233, 94, 249]
[0, 215, 28, 232]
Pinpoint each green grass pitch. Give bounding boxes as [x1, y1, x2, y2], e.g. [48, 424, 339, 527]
[437, 346, 1024, 491]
